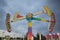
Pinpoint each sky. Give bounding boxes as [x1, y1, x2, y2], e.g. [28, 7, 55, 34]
[0, 0, 60, 37]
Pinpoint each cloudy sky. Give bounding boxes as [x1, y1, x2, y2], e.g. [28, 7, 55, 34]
[0, 0, 60, 37]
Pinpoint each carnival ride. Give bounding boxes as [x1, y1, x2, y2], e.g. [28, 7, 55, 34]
[5, 6, 55, 40]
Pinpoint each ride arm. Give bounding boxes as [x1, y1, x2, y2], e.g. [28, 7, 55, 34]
[11, 17, 26, 22]
[33, 17, 48, 22]
[11, 11, 26, 22]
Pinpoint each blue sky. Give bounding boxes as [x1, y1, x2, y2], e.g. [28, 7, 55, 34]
[0, 0, 60, 37]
